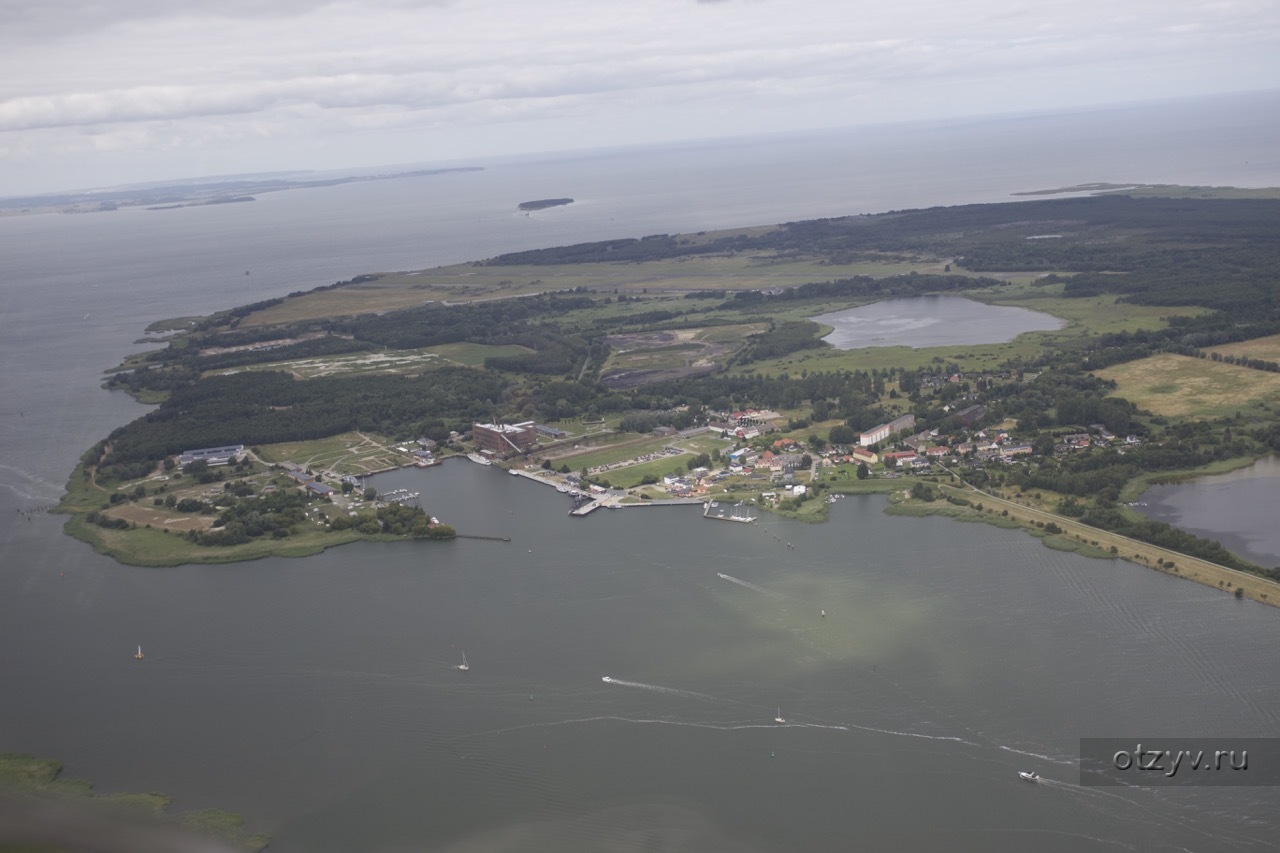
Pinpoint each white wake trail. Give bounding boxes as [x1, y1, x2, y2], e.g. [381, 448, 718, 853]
[715, 573, 782, 597]
[601, 678, 721, 703]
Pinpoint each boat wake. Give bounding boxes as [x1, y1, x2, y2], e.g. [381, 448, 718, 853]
[600, 678, 720, 703]
[0, 464, 63, 502]
[715, 573, 781, 597]
[999, 745, 1076, 766]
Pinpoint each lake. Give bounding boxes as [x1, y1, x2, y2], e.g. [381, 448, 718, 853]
[3, 91, 1280, 851]
[812, 295, 1064, 350]
[1139, 456, 1280, 570]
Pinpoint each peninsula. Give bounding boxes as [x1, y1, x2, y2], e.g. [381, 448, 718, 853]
[59, 190, 1280, 606]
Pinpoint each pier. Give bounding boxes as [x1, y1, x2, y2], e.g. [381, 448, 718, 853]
[569, 499, 602, 517]
[703, 501, 756, 523]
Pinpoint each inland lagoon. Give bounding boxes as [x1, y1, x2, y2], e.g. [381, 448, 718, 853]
[813, 295, 1064, 349]
[1138, 455, 1280, 570]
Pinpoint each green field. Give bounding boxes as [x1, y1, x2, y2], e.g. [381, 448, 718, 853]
[602, 454, 696, 488]
[240, 249, 951, 326]
[1097, 353, 1280, 420]
[551, 435, 682, 470]
[1208, 333, 1280, 364]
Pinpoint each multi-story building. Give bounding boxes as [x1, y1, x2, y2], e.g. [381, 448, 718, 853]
[472, 422, 538, 455]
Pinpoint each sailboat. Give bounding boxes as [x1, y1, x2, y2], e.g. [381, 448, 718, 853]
[456, 652, 469, 672]
[774, 707, 785, 724]
[134, 645, 144, 660]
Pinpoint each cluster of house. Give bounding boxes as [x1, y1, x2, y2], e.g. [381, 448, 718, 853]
[724, 446, 807, 477]
[922, 370, 1015, 390]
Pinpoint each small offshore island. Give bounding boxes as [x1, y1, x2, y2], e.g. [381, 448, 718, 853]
[61, 190, 1280, 605]
[518, 197, 574, 211]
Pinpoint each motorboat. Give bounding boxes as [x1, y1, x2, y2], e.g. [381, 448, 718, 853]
[602, 676, 614, 684]
[1018, 771, 1039, 782]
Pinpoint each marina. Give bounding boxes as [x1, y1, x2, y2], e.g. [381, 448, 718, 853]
[703, 501, 756, 523]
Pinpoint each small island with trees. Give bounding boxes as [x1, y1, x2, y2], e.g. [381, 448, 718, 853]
[518, 197, 574, 211]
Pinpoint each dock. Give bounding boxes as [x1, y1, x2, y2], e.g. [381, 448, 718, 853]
[570, 499, 602, 517]
[703, 501, 756, 523]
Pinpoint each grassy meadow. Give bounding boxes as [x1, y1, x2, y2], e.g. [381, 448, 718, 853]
[1097, 353, 1280, 419]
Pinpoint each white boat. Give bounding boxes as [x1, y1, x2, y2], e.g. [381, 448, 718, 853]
[456, 652, 470, 672]
[1018, 771, 1039, 782]
[467, 453, 492, 466]
[601, 676, 614, 684]
[774, 707, 785, 724]
[134, 645, 144, 660]
[508, 468, 519, 475]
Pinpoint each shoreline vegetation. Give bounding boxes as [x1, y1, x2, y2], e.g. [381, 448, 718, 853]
[0, 752, 267, 851]
[58, 187, 1280, 606]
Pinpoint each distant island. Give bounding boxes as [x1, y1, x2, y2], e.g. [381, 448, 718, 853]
[518, 198, 574, 211]
[0, 167, 484, 217]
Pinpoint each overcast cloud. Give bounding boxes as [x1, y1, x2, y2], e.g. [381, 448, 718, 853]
[2, 0, 1277, 193]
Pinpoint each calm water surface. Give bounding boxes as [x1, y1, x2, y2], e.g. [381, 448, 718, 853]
[3, 93, 1280, 851]
[1139, 456, 1280, 570]
[812, 295, 1064, 349]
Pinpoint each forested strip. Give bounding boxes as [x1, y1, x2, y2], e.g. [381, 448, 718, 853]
[94, 367, 509, 479]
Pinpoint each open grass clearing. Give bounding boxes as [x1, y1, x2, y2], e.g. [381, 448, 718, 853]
[240, 251, 950, 326]
[205, 343, 534, 380]
[255, 431, 407, 474]
[602, 454, 696, 489]
[1096, 353, 1280, 420]
[1207, 333, 1280, 364]
[552, 431, 731, 472]
[427, 341, 534, 366]
[65, 513, 366, 567]
[553, 435, 685, 470]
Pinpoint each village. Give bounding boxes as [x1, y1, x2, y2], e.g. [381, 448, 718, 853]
[76, 375, 1151, 552]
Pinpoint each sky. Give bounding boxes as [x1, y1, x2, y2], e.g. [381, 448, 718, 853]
[2, 0, 1278, 195]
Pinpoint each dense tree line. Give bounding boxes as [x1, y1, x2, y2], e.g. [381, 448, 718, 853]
[95, 367, 508, 475]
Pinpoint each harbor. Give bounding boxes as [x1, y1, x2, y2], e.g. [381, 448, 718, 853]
[703, 501, 756, 523]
